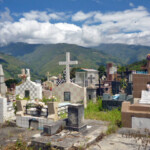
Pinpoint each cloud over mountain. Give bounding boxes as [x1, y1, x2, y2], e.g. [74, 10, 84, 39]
[0, 6, 150, 47]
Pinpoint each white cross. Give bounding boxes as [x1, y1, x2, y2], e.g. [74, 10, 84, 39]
[59, 52, 78, 83]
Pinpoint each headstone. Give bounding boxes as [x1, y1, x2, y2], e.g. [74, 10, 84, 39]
[47, 102, 59, 121]
[59, 52, 78, 83]
[119, 94, 127, 100]
[16, 100, 27, 116]
[139, 90, 150, 104]
[66, 104, 87, 132]
[102, 93, 112, 100]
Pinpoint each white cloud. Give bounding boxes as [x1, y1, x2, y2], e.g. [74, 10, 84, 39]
[129, 2, 134, 7]
[0, 7, 13, 22]
[23, 11, 67, 22]
[1, 6, 150, 47]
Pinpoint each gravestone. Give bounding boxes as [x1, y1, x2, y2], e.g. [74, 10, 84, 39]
[47, 102, 59, 121]
[139, 90, 150, 104]
[66, 104, 87, 132]
[119, 94, 127, 100]
[102, 93, 112, 100]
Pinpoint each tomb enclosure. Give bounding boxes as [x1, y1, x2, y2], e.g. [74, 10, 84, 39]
[53, 52, 87, 107]
[16, 69, 42, 99]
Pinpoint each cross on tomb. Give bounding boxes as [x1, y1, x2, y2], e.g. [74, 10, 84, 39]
[59, 52, 78, 83]
[46, 72, 51, 81]
[18, 69, 27, 82]
[88, 75, 95, 84]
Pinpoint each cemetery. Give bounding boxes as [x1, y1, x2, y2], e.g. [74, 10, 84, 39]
[0, 52, 150, 149]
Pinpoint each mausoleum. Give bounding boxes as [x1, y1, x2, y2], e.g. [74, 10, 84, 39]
[16, 69, 42, 99]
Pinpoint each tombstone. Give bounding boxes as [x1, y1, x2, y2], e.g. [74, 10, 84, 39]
[47, 102, 59, 121]
[102, 93, 112, 100]
[66, 104, 87, 132]
[139, 90, 150, 104]
[16, 100, 27, 116]
[119, 93, 127, 101]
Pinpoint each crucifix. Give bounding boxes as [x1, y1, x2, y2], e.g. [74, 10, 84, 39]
[18, 69, 27, 82]
[59, 52, 78, 83]
[88, 75, 95, 84]
[46, 72, 51, 81]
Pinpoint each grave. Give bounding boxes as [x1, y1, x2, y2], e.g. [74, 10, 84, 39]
[102, 93, 133, 110]
[66, 104, 87, 132]
[122, 102, 150, 129]
[0, 64, 7, 97]
[0, 64, 15, 123]
[31, 104, 108, 150]
[53, 52, 87, 107]
[16, 69, 42, 99]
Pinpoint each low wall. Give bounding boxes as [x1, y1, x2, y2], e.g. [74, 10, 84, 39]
[122, 102, 150, 129]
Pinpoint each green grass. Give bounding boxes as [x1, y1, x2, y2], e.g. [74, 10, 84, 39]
[85, 99, 121, 134]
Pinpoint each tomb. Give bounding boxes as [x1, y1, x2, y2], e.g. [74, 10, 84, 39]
[16, 69, 42, 99]
[122, 102, 150, 130]
[53, 52, 87, 107]
[0, 65, 15, 123]
[66, 104, 87, 132]
[0, 64, 7, 97]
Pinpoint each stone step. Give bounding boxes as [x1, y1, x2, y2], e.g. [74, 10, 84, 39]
[130, 104, 150, 112]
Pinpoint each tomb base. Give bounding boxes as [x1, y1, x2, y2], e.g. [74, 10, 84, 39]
[66, 124, 87, 132]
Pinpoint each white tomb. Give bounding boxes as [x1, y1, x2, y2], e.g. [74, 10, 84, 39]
[139, 90, 150, 104]
[53, 52, 87, 107]
[16, 69, 42, 99]
[0, 97, 15, 123]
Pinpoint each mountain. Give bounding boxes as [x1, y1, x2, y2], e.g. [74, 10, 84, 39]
[1, 42, 150, 77]
[93, 43, 150, 64]
[0, 52, 28, 79]
[20, 43, 122, 75]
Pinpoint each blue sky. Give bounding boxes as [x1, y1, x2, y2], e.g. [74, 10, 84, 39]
[0, 0, 150, 47]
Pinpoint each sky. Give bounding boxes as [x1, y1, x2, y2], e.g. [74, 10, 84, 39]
[0, 0, 150, 47]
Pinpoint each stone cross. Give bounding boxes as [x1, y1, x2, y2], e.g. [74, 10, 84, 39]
[59, 52, 78, 83]
[88, 75, 95, 84]
[18, 69, 27, 82]
[26, 69, 31, 81]
[46, 72, 51, 81]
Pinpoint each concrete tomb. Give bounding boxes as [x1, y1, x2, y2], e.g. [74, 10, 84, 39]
[122, 101, 150, 129]
[66, 104, 87, 132]
[53, 52, 87, 107]
[16, 69, 42, 100]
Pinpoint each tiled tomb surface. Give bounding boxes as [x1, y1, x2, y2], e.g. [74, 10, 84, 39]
[31, 120, 108, 150]
[16, 116, 54, 130]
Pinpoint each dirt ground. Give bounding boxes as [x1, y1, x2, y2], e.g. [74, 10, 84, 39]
[0, 122, 40, 149]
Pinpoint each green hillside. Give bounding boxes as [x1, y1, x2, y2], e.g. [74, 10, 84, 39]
[127, 59, 147, 71]
[0, 52, 28, 79]
[93, 43, 150, 64]
[1, 42, 150, 78]
[20, 43, 122, 75]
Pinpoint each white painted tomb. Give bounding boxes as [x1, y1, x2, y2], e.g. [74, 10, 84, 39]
[16, 69, 42, 99]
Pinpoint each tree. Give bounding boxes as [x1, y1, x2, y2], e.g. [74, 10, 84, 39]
[70, 67, 81, 79]
[98, 65, 106, 79]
